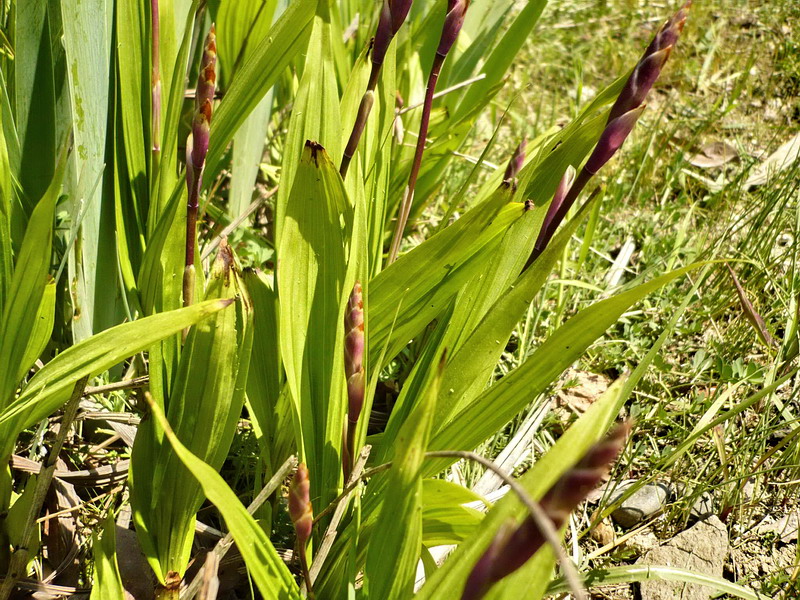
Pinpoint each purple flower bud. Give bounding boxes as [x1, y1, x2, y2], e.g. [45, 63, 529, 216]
[608, 1, 689, 122]
[190, 26, 216, 172]
[503, 137, 527, 181]
[462, 423, 630, 600]
[437, 0, 469, 57]
[289, 464, 313, 547]
[373, 0, 413, 68]
[372, 0, 393, 67]
[196, 25, 217, 111]
[584, 105, 644, 175]
[390, 0, 413, 32]
[345, 282, 365, 424]
[534, 165, 575, 252]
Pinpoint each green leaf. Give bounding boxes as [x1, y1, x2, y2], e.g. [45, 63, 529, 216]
[131, 248, 254, 580]
[0, 298, 232, 459]
[0, 151, 65, 410]
[14, 0, 56, 207]
[61, 0, 116, 339]
[436, 198, 595, 426]
[217, 0, 280, 219]
[274, 2, 340, 249]
[243, 269, 292, 471]
[368, 188, 521, 368]
[429, 264, 706, 467]
[423, 506, 484, 547]
[204, 0, 318, 185]
[451, 0, 548, 122]
[90, 515, 124, 600]
[145, 394, 300, 599]
[17, 276, 55, 383]
[422, 480, 486, 546]
[364, 355, 442, 600]
[277, 141, 349, 511]
[152, 0, 199, 228]
[115, 0, 149, 247]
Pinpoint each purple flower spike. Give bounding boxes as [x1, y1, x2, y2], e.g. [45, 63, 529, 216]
[438, 0, 469, 57]
[289, 463, 313, 547]
[345, 282, 365, 425]
[584, 105, 645, 175]
[190, 25, 216, 173]
[184, 25, 217, 308]
[608, 1, 690, 122]
[462, 422, 631, 600]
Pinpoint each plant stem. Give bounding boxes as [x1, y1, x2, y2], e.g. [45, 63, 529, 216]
[386, 52, 445, 265]
[340, 64, 379, 178]
[0, 377, 89, 600]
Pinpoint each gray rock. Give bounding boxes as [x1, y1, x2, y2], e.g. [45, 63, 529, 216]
[610, 480, 671, 529]
[636, 516, 729, 600]
[690, 491, 715, 520]
[674, 482, 716, 521]
[624, 528, 659, 557]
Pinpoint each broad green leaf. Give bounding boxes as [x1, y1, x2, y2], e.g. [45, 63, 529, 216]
[7, 474, 39, 560]
[422, 480, 486, 546]
[62, 0, 116, 340]
[243, 269, 289, 470]
[17, 277, 55, 384]
[204, 0, 318, 185]
[90, 515, 124, 600]
[115, 0, 149, 246]
[145, 394, 300, 599]
[423, 506, 484, 547]
[152, 1, 199, 227]
[131, 247, 253, 580]
[429, 264, 705, 465]
[0, 91, 13, 313]
[368, 188, 520, 368]
[14, 0, 56, 207]
[274, 1, 340, 249]
[0, 153, 65, 409]
[277, 142, 350, 510]
[436, 198, 595, 426]
[0, 298, 231, 459]
[423, 478, 488, 509]
[364, 355, 441, 600]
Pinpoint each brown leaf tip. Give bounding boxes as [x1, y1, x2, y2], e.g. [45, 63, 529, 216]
[304, 140, 326, 166]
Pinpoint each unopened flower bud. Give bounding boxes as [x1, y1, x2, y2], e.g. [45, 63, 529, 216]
[437, 0, 469, 57]
[344, 282, 365, 424]
[289, 463, 313, 547]
[608, 1, 689, 123]
[584, 105, 645, 175]
[503, 137, 527, 182]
